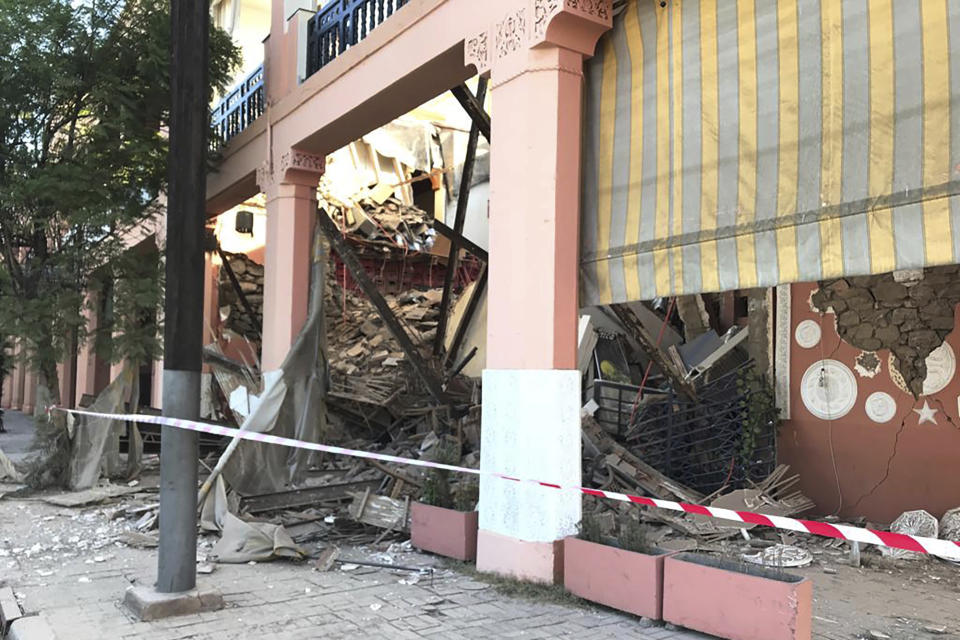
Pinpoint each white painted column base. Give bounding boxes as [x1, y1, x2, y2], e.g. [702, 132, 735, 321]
[476, 369, 581, 583]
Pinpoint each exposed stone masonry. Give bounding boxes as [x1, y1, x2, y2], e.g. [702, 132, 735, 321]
[218, 252, 264, 341]
[811, 266, 960, 397]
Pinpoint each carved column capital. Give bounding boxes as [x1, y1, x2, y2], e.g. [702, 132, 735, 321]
[465, 0, 612, 76]
[256, 148, 326, 193]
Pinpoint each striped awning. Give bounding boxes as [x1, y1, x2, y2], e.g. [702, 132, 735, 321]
[580, 0, 960, 306]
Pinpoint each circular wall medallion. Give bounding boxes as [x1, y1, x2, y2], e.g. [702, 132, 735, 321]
[865, 391, 897, 424]
[889, 342, 956, 396]
[801, 359, 858, 420]
[794, 320, 822, 349]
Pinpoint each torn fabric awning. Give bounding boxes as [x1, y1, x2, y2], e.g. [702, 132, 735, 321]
[580, 0, 960, 304]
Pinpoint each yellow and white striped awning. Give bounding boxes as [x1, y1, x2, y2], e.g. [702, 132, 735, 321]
[580, 0, 960, 306]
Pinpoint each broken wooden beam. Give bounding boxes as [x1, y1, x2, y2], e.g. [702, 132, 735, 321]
[435, 78, 488, 357]
[241, 480, 381, 514]
[451, 83, 491, 143]
[317, 208, 450, 405]
[610, 303, 699, 400]
[432, 219, 488, 262]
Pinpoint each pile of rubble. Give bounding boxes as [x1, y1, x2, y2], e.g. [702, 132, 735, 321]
[218, 252, 264, 341]
[328, 286, 444, 378]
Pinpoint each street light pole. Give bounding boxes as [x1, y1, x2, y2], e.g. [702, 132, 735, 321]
[158, 0, 209, 593]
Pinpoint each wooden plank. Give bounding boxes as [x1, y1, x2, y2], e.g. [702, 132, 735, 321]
[318, 208, 450, 405]
[432, 219, 488, 262]
[241, 480, 380, 514]
[0, 586, 22, 633]
[348, 491, 410, 532]
[610, 304, 699, 400]
[435, 78, 488, 357]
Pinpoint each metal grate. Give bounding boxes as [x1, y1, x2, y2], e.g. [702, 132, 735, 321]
[590, 361, 778, 496]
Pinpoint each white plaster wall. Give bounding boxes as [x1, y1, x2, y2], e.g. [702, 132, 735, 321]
[478, 369, 581, 542]
[445, 180, 489, 252]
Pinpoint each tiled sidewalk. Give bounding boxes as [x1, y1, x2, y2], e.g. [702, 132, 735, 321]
[0, 499, 710, 640]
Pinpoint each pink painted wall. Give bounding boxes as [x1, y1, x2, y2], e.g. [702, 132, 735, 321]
[780, 281, 960, 523]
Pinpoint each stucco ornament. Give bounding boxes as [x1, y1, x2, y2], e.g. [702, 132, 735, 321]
[794, 319, 821, 349]
[466, 0, 613, 75]
[800, 359, 858, 420]
[854, 351, 881, 378]
[256, 149, 326, 193]
[913, 400, 939, 425]
[889, 341, 956, 396]
[864, 391, 897, 424]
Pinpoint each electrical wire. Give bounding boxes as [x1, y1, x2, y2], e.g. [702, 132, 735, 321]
[625, 297, 677, 429]
[816, 311, 845, 516]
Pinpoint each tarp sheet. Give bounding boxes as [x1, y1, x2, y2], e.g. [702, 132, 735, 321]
[220, 222, 329, 495]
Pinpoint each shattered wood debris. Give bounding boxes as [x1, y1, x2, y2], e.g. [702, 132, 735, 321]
[324, 278, 477, 436]
[323, 192, 437, 255]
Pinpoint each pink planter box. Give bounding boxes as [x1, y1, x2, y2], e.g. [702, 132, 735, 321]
[410, 502, 478, 561]
[563, 537, 671, 620]
[663, 553, 812, 640]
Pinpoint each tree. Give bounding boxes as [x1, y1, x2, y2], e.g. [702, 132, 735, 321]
[0, 0, 240, 399]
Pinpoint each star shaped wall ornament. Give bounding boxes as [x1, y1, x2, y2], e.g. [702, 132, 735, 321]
[913, 400, 938, 425]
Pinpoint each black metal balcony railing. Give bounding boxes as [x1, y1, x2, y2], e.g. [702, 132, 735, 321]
[307, 0, 410, 77]
[211, 63, 265, 147]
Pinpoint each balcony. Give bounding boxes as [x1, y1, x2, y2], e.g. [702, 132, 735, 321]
[211, 63, 265, 147]
[306, 0, 410, 77]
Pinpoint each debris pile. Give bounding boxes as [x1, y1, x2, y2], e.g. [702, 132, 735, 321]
[328, 286, 445, 378]
[218, 252, 264, 341]
[324, 191, 437, 255]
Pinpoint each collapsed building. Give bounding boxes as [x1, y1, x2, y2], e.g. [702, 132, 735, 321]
[2, 0, 960, 603]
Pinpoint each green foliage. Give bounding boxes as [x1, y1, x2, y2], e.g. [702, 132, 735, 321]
[736, 368, 780, 461]
[0, 0, 240, 392]
[579, 513, 652, 554]
[420, 435, 461, 509]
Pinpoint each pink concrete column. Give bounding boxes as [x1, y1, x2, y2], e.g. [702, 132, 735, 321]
[266, 1, 314, 104]
[21, 368, 37, 415]
[467, 1, 611, 584]
[10, 342, 25, 411]
[1, 376, 10, 409]
[75, 292, 100, 407]
[257, 150, 325, 371]
[57, 354, 76, 410]
[202, 253, 220, 373]
[151, 359, 164, 409]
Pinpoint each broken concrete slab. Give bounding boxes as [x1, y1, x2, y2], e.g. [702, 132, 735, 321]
[7, 615, 58, 640]
[123, 585, 224, 621]
[0, 586, 23, 634]
[41, 484, 140, 508]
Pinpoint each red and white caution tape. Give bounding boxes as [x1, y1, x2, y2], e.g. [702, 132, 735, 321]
[52, 406, 960, 560]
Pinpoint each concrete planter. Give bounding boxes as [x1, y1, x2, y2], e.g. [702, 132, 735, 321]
[410, 502, 478, 561]
[563, 537, 671, 620]
[663, 553, 812, 640]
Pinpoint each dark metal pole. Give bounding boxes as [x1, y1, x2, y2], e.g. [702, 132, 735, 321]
[434, 79, 488, 357]
[158, 0, 209, 593]
[450, 84, 491, 143]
